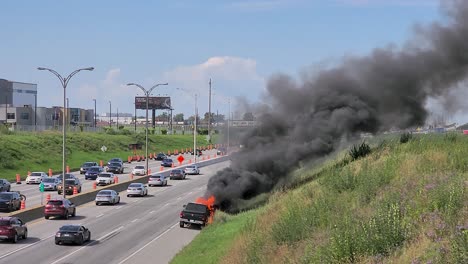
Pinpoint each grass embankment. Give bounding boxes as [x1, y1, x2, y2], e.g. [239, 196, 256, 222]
[0, 132, 214, 181]
[172, 134, 468, 264]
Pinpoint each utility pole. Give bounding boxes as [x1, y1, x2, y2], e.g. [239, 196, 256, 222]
[208, 78, 212, 143]
[109, 101, 111, 128]
[134, 103, 137, 133]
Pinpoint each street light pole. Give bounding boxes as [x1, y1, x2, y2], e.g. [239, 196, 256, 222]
[37, 66, 94, 198]
[93, 99, 97, 129]
[227, 98, 230, 154]
[176, 88, 198, 164]
[208, 78, 212, 143]
[109, 101, 111, 128]
[127, 82, 168, 174]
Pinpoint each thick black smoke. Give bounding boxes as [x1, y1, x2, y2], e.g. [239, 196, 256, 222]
[207, 0, 468, 212]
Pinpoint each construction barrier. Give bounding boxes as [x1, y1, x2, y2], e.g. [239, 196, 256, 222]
[160, 166, 163, 172]
[66, 165, 70, 173]
[128, 156, 132, 163]
[45, 194, 51, 203]
[148, 169, 151, 175]
[16, 174, 21, 184]
[171, 163, 175, 168]
[130, 173, 134, 180]
[48, 168, 53, 177]
[73, 186, 78, 195]
[114, 176, 119, 184]
[20, 200, 25, 210]
[149, 153, 153, 159]
[92, 182, 97, 189]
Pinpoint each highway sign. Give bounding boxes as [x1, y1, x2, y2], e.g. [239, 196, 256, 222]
[39, 182, 44, 192]
[101, 145, 107, 152]
[177, 155, 185, 163]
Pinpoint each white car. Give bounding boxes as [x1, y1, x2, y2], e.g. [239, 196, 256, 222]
[127, 183, 148, 197]
[184, 165, 200, 175]
[26, 172, 48, 184]
[132, 165, 146, 176]
[95, 173, 115, 186]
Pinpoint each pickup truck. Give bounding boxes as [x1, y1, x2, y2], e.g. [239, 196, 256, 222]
[179, 202, 211, 228]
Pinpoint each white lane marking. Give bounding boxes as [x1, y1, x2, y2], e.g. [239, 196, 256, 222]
[96, 213, 104, 218]
[149, 211, 155, 214]
[131, 218, 139, 223]
[165, 203, 170, 206]
[187, 191, 193, 195]
[0, 234, 55, 260]
[176, 196, 182, 200]
[50, 226, 124, 264]
[115, 206, 122, 210]
[117, 223, 178, 264]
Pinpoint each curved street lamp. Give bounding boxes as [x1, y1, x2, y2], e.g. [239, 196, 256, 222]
[37, 67, 94, 198]
[127, 82, 168, 174]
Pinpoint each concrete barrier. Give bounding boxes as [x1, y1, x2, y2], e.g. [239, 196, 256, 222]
[9, 156, 231, 223]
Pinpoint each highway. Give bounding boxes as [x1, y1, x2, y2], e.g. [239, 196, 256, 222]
[0, 159, 229, 264]
[0, 150, 218, 217]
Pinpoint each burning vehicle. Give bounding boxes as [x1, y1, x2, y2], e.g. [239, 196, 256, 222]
[180, 196, 215, 228]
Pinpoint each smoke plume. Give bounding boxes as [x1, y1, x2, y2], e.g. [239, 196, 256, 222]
[207, 0, 468, 212]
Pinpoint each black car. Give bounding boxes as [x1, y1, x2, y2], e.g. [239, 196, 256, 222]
[107, 158, 123, 166]
[0, 192, 22, 212]
[55, 225, 91, 245]
[170, 169, 186, 180]
[57, 179, 82, 195]
[161, 158, 174, 167]
[80, 162, 99, 174]
[85, 166, 104, 180]
[106, 162, 124, 174]
[217, 147, 227, 156]
[191, 149, 203, 156]
[0, 179, 11, 192]
[155, 153, 167, 161]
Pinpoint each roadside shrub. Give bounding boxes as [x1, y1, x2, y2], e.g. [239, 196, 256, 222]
[445, 132, 458, 143]
[451, 228, 468, 263]
[429, 181, 465, 220]
[161, 129, 167, 135]
[349, 142, 371, 161]
[400, 132, 412, 144]
[118, 125, 124, 130]
[198, 129, 208, 135]
[321, 167, 358, 193]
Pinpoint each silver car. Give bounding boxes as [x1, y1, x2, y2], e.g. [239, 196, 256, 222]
[95, 190, 120, 205]
[41, 177, 61, 191]
[148, 175, 168, 187]
[126, 183, 148, 197]
[26, 172, 48, 184]
[184, 165, 200, 175]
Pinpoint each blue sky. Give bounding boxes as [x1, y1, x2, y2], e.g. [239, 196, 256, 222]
[2, 0, 456, 122]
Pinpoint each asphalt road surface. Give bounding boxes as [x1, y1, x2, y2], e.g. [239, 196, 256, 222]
[0, 150, 218, 217]
[0, 160, 229, 264]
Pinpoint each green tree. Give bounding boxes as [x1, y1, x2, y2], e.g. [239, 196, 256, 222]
[243, 112, 255, 121]
[173, 113, 184, 122]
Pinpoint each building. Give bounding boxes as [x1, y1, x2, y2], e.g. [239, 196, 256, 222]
[0, 79, 38, 125]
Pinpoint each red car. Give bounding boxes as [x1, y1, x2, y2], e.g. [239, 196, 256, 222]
[44, 199, 76, 220]
[0, 217, 28, 243]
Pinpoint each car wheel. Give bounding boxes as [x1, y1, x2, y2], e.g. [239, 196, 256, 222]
[45, 216, 49, 220]
[87, 232, 91, 242]
[72, 209, 76, 217]
[179, 222, 184, 228]
[55, 240, 60, 245]
[78, 235, 84, 245]
[96, 202, 99, 206]
[12, 233, 18, 243]
[127, 194, 130, 197]
[117, 197, 120, 204]
[22, 229, 28, 239]
[64, 212, 69, 220]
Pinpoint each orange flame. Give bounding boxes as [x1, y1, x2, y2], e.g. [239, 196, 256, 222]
[195, 195, 216, 224]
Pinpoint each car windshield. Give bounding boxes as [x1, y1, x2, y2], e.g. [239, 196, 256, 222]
[128, 183, 141, 188]
[98, 190, 111, 195]
[172, 170, 182, 173]
[0, 193, 12, 199]
[158, 153, 165, 156]
[163, 159, 172, 162]
[185, 203, 208, 212]
[150, 175, 161, 179]
[30, 172, 43, 176]
[99, 174, 111, 178]
[186, 166, 195, 169]
[83, 163, 94, 167]
[48, 200, 63, 205]
[110, 163, 121, 167]
[0, 220, 11, 226]
[59, 225, 80, 232]
[111, 159, 121, 162]
[135, 166, 145, 169]
[65, 180, 76, 184]
[89, 167, 100, 172]
[43, 178, 55, 183]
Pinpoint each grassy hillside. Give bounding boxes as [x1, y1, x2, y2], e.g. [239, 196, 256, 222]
[172, 134, 468, 264]
[0, 131, 216, 181]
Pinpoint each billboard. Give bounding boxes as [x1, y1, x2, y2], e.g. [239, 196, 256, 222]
[135, 96, 172, 110]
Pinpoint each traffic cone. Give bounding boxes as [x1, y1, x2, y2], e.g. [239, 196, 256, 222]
[46, 193, 51, 203]
[114, 176, 119, 184]
[130, 173, 134, 180]
[16, 174, 21, 184]
[73, 186, 78, 195]
[189, 159, 192, 164]
[27, 171, 31, 176]
[66, 165, 70, 173]
[48, 168, 53, 177]
[171, 163, 175, 168]
[20, 200, 25, 210]
[208, 155, 211, 159]
[160, 166, 163, 172]
[149, 153, 153, 159]
[128, 156, 132, 163]
[100, 160, 103, 167]
[92, 182, 97, 189]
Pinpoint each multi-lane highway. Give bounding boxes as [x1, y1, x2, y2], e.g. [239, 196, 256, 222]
[0, 159, 229, 264]
[0, 150, 218, 217]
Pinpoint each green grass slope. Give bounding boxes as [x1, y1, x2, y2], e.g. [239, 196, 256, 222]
[172, 134, 468, 264]
[0, 131, 214, 181]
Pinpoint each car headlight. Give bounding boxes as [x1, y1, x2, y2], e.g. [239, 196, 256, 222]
[56, 232, 61, 237]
